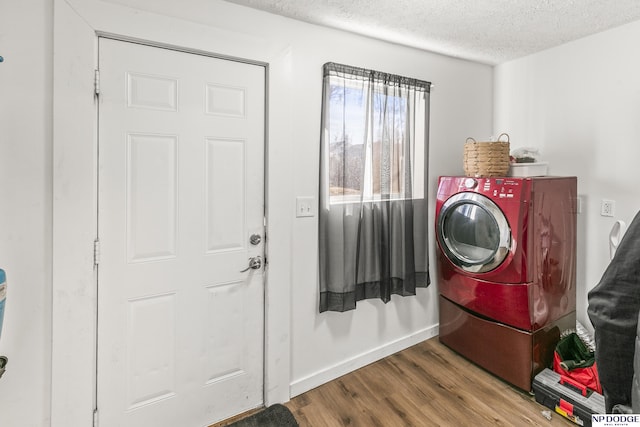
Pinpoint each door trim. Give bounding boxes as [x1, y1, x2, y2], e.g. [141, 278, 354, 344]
[52, 2, 294, 425]
[97, 32, 269, 68]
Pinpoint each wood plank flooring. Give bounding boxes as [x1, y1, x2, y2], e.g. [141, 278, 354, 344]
[285, 337, 574, 427]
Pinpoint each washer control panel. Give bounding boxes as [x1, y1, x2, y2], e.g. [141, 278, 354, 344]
[438, 176, 526, 201]
[437, 176, 530, 203]
[477, 178, 523, 200]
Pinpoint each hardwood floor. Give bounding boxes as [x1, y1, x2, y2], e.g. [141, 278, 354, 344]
[285, 337, 574, 427]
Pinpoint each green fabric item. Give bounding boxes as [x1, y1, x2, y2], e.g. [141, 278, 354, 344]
[556, 332, 596, 369]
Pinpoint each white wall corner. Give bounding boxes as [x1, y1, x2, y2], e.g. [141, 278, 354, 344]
[264, 45, 294, 406]
[52, 0, 99, 425]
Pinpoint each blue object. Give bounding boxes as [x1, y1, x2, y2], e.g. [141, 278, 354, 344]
[0, 269, 6, 340]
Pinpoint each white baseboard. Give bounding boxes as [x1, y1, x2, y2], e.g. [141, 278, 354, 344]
[289, 324, 439, 398]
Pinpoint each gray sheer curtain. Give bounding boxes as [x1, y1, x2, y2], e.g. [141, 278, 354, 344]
[319, 62, 431, 312]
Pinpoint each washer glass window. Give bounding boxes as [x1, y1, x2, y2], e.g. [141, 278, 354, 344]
[438, 193, 511, 273]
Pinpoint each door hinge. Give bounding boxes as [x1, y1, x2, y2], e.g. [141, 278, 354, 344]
[93, 239, 100, 267]
[93, 408, 99, 427]
[263, 216, 267, 242]
[94, 69, 100, 96]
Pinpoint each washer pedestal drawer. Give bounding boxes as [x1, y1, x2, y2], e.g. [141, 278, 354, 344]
[438, 295, 575, 391]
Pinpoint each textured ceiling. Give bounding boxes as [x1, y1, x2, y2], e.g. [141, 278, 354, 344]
[223, 0, 640, 64]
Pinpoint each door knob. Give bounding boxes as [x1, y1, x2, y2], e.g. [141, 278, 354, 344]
[240, 256, 262, 272]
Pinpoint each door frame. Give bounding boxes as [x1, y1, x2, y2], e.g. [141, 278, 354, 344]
[52, 2, 294, 426]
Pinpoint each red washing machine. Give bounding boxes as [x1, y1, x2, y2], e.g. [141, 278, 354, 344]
[436, 176, 577, 391]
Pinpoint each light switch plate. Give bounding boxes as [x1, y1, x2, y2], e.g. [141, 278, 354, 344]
[296, 196, 314, 217]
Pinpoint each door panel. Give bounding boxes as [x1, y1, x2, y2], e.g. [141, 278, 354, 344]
[97, 38, 265, 427]
[206, 138, 246, 252]
[127, 133, 178, 262]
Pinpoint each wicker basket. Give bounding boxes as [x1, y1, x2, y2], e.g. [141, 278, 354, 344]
[463, 133, 511, 177]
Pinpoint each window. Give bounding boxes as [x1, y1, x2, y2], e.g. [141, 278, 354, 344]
[318, 63, 431, 312]
[325, 66, 427, 203]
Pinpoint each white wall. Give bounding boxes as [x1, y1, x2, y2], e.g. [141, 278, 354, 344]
[284, 21, 493, 395]
[1, 0, 493, 425]
[0, 0, 52, 426]
[494, 20, 640, 330]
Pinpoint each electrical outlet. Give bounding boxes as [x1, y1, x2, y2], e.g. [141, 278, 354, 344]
[601, 199, 615, 217]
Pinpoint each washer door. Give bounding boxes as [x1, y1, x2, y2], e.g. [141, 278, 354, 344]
[437, 192, 511, 273]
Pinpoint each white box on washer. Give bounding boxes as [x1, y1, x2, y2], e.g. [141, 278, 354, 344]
[508, 162, 548, 177]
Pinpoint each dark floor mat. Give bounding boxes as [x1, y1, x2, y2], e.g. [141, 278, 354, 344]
[226, 404, 298, 427]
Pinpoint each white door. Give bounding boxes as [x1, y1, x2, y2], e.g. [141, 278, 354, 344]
[97, 38, 265, 427]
